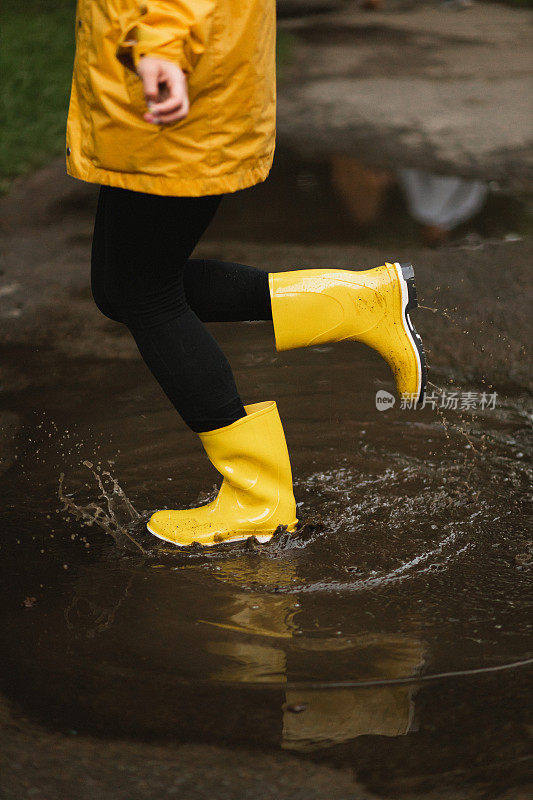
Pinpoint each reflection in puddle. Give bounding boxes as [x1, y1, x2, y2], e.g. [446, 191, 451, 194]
[199, 560, 423, 751]
[282, 681, 416, 752]
[398, 168, 488, 247]
[65, 562, 137, 638]
[210, 147, 531, 247]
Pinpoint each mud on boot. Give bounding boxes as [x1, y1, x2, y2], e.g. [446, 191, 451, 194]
[147, 401, 298, 547]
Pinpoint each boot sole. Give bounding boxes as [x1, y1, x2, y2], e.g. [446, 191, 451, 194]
[395, 262, 428, 406]
[146, 521, 273, 547]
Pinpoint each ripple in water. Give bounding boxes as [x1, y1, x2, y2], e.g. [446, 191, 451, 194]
[56, 425, 528, 601]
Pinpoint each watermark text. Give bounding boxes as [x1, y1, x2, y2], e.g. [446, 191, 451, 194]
[399, 390, 498, 411]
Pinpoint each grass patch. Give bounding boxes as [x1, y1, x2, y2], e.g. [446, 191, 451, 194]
[0, 1, 75, 193]
[276, 30, 297, 81]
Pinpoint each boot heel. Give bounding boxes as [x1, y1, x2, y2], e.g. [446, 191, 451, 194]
[399, 262, 418, 311]
[394, 261, 428, 406]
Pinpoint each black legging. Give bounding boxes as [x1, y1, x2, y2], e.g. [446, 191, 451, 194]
[91, 185, 272, 432]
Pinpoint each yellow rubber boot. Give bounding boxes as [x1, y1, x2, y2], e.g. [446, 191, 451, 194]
[269, 262, 427, 404]
[147, 401, 298, 547]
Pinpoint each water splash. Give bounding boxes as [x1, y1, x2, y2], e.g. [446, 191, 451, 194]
[58, 461, 145, 553]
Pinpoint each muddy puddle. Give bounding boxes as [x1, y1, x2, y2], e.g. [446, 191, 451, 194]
[1, 306, 531, 794]
[0, 141, 532, 795]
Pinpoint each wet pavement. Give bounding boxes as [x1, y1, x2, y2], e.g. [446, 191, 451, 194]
[0, 108, 532, 799]
[2, 2, 532, 794]
[276, 2, 533, 190]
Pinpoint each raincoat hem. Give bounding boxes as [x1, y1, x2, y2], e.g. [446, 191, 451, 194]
[66, 149, 274, 197]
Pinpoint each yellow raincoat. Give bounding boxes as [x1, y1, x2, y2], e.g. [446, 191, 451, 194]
[66, 1, 276, 196]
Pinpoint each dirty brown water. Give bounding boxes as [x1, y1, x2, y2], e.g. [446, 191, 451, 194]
[1, 331, 532, 794]
[1, 153, 532, 796]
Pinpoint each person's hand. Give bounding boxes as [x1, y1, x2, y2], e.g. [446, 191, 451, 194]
[136, 57, 189, 125]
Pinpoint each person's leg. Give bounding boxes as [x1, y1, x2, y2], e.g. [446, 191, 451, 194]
[182, 255, 427, 407]
[181, 255, 427, 408]
[91, 185, 297, 547]
[91, 187, 124, 323]
[92, 200, 273, 326]
[90, 185, 246, 432]
[183, 258, 272, 322]
[93, 186, 426, 415]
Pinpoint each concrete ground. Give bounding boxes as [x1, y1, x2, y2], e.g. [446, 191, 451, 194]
[0, 696, 370, 800]
[277, 1, 533, 188]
